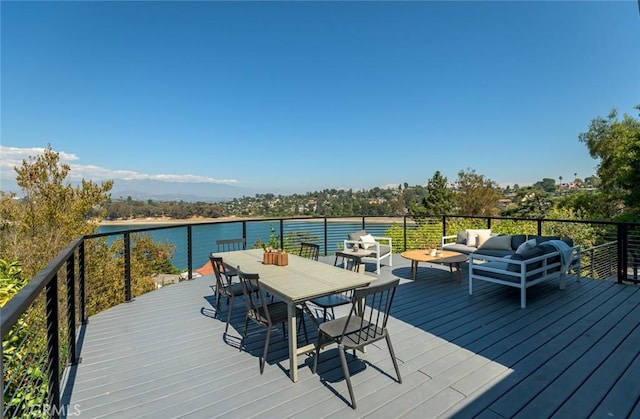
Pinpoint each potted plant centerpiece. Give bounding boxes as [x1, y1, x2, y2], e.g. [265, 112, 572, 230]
[262, 225, 288, 265]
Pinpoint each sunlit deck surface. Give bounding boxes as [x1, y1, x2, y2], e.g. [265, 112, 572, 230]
[63, 255, 640, 418]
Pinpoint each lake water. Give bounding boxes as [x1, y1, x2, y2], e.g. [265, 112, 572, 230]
[97, 220, 392, 271]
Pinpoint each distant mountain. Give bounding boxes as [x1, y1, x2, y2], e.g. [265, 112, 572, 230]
[1, 178, 256, 202]
[110, 179, 254, 202]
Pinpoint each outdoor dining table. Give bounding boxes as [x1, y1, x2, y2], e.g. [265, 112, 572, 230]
[213, 248, 374, 382]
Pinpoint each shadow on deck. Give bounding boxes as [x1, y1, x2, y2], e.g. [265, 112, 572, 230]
[62, 255, 640, 418]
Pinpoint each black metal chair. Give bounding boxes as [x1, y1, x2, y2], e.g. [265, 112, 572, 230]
[238, 268, 308, 374]
[216, 238, 246, 252]
[299, 242, 320, 261]
[308, 253, 362, 321]
[209, 255, 244, 334]
[312, 278, 402, 409]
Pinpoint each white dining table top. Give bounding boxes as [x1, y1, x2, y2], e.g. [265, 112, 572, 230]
[213, 248, 374, 303]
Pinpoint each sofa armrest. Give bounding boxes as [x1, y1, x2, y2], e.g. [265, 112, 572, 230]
[470, 251, 562, 277]
[442, 235, 457, 248]
[344, 236, 392, 250]
[372, 236, 392, 246]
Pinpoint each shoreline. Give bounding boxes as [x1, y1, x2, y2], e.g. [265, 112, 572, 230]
[99, 216, 239, 226]
[99, 216, 406, 226]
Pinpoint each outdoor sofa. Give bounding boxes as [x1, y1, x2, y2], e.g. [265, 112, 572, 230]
[442, 229, 576, 258]
[468, 237, 581, 308]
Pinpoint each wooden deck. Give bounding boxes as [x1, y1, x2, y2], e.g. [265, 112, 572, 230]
[62, 255, 640, 418]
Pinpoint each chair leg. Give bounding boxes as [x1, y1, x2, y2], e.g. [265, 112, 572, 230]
[300, 314, 309, 344]
[261, 327, 272, 374]
[338, 344, 356, 409]
[214, 287, 221, 315]
[240, 316, 249, 352]
[225, 295, 235, 334]
[385, 334, 402, 383]
[312, 333, 322, 374]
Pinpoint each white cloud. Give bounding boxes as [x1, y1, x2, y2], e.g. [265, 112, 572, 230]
[0, 146, 237, 185]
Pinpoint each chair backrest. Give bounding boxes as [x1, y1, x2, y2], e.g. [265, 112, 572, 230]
[209, 254, 230, 290]
[216, 238, 246, 252]
[340, 278, 400, 347]
[237, 268, 272, 325]
[299, 242, 320, 261]
[334, 252, 361, 272]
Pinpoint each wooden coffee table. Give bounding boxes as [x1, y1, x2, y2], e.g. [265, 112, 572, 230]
[400, 249, 468, 282]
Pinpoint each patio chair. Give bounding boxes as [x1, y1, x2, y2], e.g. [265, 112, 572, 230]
[209, 255, 244, 334]
[238, 268, 308, 374]
[216, 238, 246, 252]
[308, 253, 362, 321]
[299, 242, 320, 260]
[344, 229, 392, 274]
[312, 278, 402, 409]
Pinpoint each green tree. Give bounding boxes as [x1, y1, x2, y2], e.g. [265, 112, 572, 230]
[453, 168, 502, 216]
[532, 177, 557, 193]
[409, 171, 453, 217]
[578, 106, 640, 217]
[0, 145, 114, 277]
[556, 190, 620, 220]
[502, 186, 553, 218]
[1, 259, 49, 418]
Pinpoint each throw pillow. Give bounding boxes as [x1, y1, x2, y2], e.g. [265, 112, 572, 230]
[516, 239, 537, 255]
[348, 229, 367, 242]
[477, 230, 493, 248]
[507, 246, 545, 272]
[456, 230, 467, 244]
[478, 235, 512, 251]
[466, 229, 491, 248]
[511, 234, 527, 250]
[360, 234, 377, 250]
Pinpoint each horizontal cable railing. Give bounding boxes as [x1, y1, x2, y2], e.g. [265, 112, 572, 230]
[2, 215, 639, 418]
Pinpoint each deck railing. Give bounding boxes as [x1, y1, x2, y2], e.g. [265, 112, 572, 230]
[1, 214, 639, 418]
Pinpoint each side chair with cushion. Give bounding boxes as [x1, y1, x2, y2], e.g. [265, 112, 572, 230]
[299, 242, 320, 261]
[216, 238, 246, 252]
[209, 255, 244, 334]
[308, 253, 362, 322]
[344, 229, 392, 274]
[312, 278, 402, 409]
[237, 268, 308, 374]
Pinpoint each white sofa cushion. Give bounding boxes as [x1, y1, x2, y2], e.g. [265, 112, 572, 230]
[478, 235, 513, 251]
[466, 229, 491, 247]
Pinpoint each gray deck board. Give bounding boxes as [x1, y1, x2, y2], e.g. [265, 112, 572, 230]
[62, 255, 640, 418]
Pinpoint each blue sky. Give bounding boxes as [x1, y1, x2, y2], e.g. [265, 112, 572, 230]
[1, 1, 639, 197]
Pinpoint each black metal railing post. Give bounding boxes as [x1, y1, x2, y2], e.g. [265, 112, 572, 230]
[487, 217, 492, 229]
[242, 221, 247, 248]
[442, 215, 447, 239]
[46, 275, 61, 419]
[78, 240, 87, 325]
[537, 219, 543, 236]
[187, 225, 193, 280]
[403, 216, 408, 251]
[323, 217, 328, 256]
[279, 219, 284, 250]
[66, 256, 78, 365]
[618, 223, 628, 283]
[124, 232, 132, 302]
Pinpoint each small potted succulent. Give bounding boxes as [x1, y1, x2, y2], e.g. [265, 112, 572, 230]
[427, 242, 438, 256]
